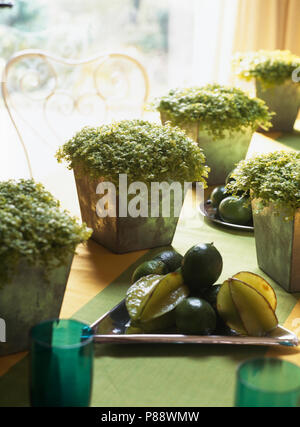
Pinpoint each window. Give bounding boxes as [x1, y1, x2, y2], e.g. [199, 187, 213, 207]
[0, 0, 239, 96]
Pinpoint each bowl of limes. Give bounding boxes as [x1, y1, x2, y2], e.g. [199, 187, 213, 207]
[124, 243, 279, 338]
[92, 243, 298, 346]
[199, 171, 254, 231]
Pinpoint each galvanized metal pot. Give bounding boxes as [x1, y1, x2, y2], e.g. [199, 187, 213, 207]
[0, 255, 73, 356]
[161, 112, 253, 186]
[74, 169, 183, 253]
[252, 200, 300, 293]
[256, 79, 300, 132]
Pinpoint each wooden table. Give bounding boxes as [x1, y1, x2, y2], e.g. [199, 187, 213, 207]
[0, 129, 299, 377]
[0, 128, 300, 407]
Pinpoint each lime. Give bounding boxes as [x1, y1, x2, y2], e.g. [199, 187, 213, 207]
[175, 297, 217, 335]
[181, 243, 223, 295]
[153, 249, 183, 272]
[131, 259, 168, 284]
[218, 197, 252, 225]
[210, 186, 230, 208]
[202, 284, 222, 310]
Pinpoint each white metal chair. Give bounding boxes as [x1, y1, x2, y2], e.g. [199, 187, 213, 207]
[1, 49, 150, 214]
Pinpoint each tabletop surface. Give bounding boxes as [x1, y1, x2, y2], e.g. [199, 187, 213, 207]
[0, 126, 300, 407]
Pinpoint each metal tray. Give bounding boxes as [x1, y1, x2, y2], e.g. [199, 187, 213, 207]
[90, 299, 299, 347]
[199, 200, 254, 232]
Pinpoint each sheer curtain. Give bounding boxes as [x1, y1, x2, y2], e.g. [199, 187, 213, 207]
[192, 0, 239, 85]
[167, 0, 300, 89]
[233, 0, 300, 55]
[167, 0, 239, 87]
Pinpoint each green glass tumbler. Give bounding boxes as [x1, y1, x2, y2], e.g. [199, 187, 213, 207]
[235, 357, 300, 407]
[30, 319, 94, 407]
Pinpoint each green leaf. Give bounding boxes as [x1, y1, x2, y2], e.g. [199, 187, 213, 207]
[225, 151, 300, 217]
[56, 120, 209, 186]
[0, 179, 92, 287]
[232, 50, 300, 87]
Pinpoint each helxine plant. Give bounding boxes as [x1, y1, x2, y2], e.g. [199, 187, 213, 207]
[154, 84, 273, 139]
[226, 151, 300, 218]
[0, 180, 91, 287]
[56, 119, 209, 186]
[233, 50, 300, 87]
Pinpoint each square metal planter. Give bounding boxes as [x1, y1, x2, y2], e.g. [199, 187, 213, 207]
[0, 255, 73, 356]
[252, 200, 300, 293]
[161, 112, 253, 186]
[74, 169, 183, 253]
[256, 80, 300, 133]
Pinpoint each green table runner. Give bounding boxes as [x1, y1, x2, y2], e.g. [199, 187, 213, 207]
[277, 130, 300, 152]
[0, 205, 298, 407]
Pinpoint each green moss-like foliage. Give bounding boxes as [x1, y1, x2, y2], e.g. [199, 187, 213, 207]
[233, 50, 300, 87]
[0, 179, 92, 287]
[56, 119, 209, 186]
[226, 151, 300, 218]
[154, 84, 273, 139]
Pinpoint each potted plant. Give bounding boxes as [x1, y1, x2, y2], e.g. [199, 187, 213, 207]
[226, 150, 300, 293]
[56, 119, 208, 253]
[233, 50, 300, 132]
[0, 179, 91, 356]
[154, 84, 273, 185]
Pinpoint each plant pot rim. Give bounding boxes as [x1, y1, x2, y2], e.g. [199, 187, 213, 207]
[160, 112, 255, 136]
[251, 198, 300, 218]
[73, 166, 203, 192]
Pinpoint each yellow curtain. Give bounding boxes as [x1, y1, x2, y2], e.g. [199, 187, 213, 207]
[233, 0, 300, 55]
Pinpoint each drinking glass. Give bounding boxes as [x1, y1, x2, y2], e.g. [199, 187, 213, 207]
[30, 319, 94, 407]
[235, 357, 300, 407]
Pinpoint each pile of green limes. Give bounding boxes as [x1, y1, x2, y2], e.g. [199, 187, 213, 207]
[126, 244, 232, 336]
